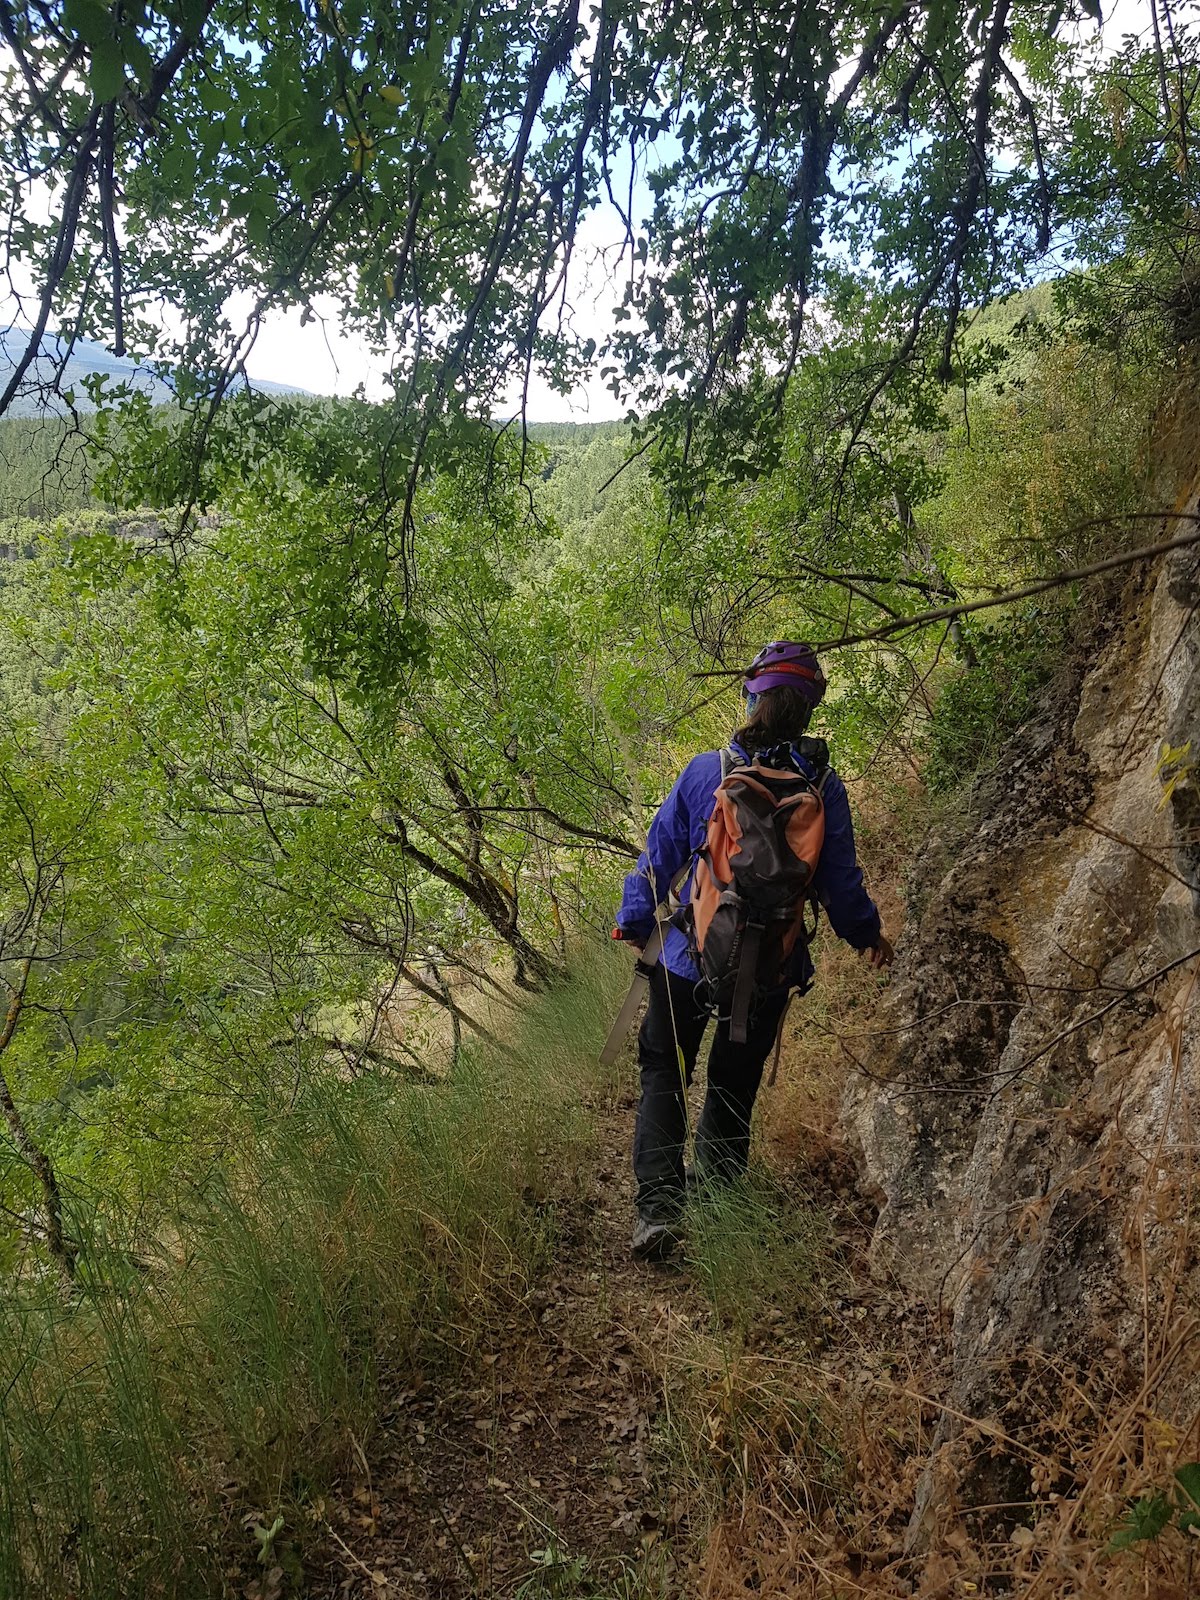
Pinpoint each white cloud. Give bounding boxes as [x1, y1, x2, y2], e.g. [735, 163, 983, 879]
[240, 297, 381, 399]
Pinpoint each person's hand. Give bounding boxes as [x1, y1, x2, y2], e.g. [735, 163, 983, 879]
[860, 934, 894, 969]
[611, 927, 645, 955]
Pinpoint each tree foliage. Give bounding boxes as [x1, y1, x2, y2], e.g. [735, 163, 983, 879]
[4, 0, 1195, 496]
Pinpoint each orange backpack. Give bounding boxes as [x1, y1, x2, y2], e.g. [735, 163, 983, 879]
[679, 747, 828, 1042]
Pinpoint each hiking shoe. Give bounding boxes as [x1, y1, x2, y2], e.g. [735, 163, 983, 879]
[630, 1214, 681, 1262]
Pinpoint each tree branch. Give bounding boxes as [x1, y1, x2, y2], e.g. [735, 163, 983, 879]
[695, 519, 1200, 672]
[0, 886, 75, 1281]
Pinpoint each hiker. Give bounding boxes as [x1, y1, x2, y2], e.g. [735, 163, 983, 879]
[612, 641, 893, 1260]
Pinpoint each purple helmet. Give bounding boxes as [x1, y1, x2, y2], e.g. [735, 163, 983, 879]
[743, 641, 826, 707]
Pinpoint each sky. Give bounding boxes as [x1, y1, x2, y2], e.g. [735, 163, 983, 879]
[239, 203, 638, 422]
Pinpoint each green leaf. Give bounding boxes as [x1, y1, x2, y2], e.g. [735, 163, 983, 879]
[1107, 1491, 1173, 1553]
[123, 33, 154, 86]
[88, 41, 125, 100]
[246, 207, 270, 247]
[252, 1513, 285, 1563]
[63, 0, 112, 46]
[1175, 1463, 1200, 1509]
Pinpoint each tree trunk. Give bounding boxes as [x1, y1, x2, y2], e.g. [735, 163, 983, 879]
[426, 958, 463, 1060]
[384, 809, 559, 990]
[0, 897, 76, 1282]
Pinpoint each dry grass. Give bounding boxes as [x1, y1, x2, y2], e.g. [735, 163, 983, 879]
[662, 952, 1200, 1599]
[682, 1329, 1200, 1597]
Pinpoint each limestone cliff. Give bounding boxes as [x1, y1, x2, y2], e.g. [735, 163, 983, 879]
[844, 382, 1200, 1547]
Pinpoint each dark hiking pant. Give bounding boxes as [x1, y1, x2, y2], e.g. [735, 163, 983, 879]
[633, 963, 789, 1223]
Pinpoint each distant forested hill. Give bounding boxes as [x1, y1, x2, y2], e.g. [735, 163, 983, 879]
[0, 290, 1055, 526]
[0, 329, 313, 519]
[0, 329, 172, 417]
[0, 329, 306, 419]
[0, 412, 628, 523]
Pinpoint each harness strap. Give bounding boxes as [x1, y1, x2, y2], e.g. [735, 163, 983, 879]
[729, 919, 763, 1045]
[666, 855, 696, 915]
[598, 922, 665, 1067]
[765, 989, 797, 1088]
[636, 919, 665, 971]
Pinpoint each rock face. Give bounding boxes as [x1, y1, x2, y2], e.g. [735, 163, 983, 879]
[844, 392, 1200, 1542]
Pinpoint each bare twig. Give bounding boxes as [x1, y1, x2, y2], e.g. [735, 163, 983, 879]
[695, 519, 1200, 673]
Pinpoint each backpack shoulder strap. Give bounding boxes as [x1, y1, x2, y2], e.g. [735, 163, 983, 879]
[796, 734, 830, 771]
[719, 747, 734, 781]
[796, 735, 833, 795]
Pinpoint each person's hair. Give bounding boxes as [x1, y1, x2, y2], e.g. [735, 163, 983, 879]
[732, 684, 813, 753]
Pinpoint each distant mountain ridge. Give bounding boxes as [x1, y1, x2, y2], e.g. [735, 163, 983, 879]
[0, 328, 307, 418]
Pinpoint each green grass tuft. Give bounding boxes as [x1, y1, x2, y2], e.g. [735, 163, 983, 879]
[683, 1169, 831, 1334]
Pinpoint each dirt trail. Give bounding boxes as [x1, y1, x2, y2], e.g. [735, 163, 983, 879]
[302, 918, 900, 1599]
[312, 1090, 714, 1599]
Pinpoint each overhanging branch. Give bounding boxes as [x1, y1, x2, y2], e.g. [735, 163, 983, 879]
[695, 517, 1200, 674]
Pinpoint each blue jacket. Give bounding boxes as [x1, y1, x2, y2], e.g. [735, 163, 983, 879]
[616, 739, 881, 989]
